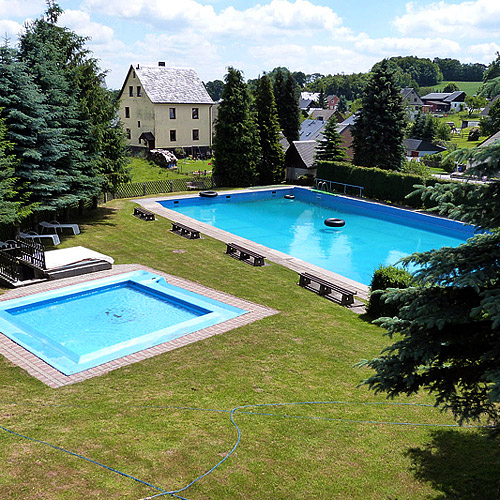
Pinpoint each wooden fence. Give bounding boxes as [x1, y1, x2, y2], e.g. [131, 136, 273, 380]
[105, 176, 214, 201]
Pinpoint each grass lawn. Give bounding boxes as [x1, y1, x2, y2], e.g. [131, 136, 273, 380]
[0, 199, 498, 499]
[129, 157, 213, 183]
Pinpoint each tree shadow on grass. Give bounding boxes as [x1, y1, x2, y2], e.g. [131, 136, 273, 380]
[405, 429, 500, 500]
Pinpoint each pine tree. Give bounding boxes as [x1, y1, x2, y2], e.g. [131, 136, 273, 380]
[314, 115, 347, 163]
[212, 67, 260, 187]
[360, 142, 500, 425]
[255, 74, 284, 185]
[351, 59, 407, 170]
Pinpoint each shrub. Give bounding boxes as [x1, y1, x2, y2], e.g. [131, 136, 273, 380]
[400, 160, 432, 179]
[367, 265, 413, 318]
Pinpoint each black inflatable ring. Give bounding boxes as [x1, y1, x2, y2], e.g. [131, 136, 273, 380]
[324, 218, 345, 227]
[284, 194, 295, 199]
[199, 191, 218, 198]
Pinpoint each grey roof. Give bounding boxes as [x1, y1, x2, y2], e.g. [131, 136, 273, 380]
[421, 91, 466, 103]
[299, 119, 326, 141]
[481, 94, 500, 116]
[479, 130, 500, 147]
[405, 138, 447, 153]
[309, 109, 335, 121]
[132, 65, 214, 104]
[292, 140, 317, 168]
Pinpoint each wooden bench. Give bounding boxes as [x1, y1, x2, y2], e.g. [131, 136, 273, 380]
[225, 243, 265, 266]
[298, 272, 355, 306]
[133, 207, 155, 221]
[170, 221, 200, 239]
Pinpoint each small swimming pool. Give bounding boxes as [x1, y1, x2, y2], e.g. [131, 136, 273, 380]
[159, 188, 476, 285]
[0, 270, 246, 375]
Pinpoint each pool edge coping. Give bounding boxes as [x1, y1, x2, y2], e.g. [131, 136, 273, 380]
[0, 264, 278, 388]
[136, 187, 371, 300]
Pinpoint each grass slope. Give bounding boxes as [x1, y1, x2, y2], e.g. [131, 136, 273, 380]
[0, 199, 498, 499]
[129, 157, 212, 183]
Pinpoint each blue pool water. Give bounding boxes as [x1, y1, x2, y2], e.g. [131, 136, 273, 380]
[159, 188, 475, 285]
[0, 271, 246, 374]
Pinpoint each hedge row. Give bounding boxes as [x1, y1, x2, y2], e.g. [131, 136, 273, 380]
[316, 161, 448, 208]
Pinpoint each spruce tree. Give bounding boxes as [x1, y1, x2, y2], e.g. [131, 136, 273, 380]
[212, 67, 260, 187]
[19, 5, 101, 209]
[281, 74, 301, 143]
[0, 113, 26, 225]
[351, 59, 406, 170]
[255, 74, 284, 185]
[314, 115, 347, 163]
[0, 44, 66, 212]
[360, 142, 500, 425]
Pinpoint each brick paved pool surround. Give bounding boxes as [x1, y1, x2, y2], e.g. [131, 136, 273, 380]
[0, 264, 278, 387]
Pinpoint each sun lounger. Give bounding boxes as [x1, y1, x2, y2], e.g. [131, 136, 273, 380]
[39, 220, 80, 235]
[20, 231, 60, 246]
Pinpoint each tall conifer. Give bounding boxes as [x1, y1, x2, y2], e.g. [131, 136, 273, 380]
[255, 74, 284, 184]
[212, 67, 260, 187]
[351, 59, 406, 170]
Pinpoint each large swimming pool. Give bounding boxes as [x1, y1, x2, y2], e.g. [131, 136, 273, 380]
[0, 270, 246, 375]
[159, 188, 475, 285]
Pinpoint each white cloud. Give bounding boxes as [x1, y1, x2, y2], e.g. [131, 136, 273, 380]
[84, 0, 350, 39]
[0, 0, 44, 18]
[60, 10, 115, 44]
[394, 0, 500, 38]
[354, 36, 461, 57]
[0, 19, 23, 38]
[466, 42, 500, 63]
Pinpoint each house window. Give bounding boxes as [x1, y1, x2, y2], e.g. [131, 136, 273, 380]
[137, 86, 142, 97]
[169, 108, 176, 119]
[132, 71, 136, 78]
[126, 128, 131, 139]
[170, 130, 177, 142]
[192, 129, 199, 141]
[192, 107, 199, 119]
[129, 86, 133, 97]
[137, 120, 141, 128]
[125, 107, 130, 118]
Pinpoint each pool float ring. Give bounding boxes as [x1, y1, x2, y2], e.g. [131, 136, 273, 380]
[284, 194, 295, 199]
[324, 218, 345, 228]
[199, 191, 218, 198]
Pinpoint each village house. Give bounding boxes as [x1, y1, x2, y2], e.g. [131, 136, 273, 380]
[401, 87, 423, 120]
[420, 91, 466, 114]
[118, 62, 214, 157]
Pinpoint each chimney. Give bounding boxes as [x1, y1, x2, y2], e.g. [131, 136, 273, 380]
[158, 62, 166, 67]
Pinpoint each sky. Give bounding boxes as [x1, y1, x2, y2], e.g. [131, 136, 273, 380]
[2, 0, 500, 89]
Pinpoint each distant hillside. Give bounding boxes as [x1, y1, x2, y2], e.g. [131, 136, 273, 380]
[432, 81, 483, 95]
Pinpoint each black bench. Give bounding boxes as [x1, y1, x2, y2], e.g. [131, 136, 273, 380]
[170, 221, 201, 239]
[298, 272, 355, 306]
[225, 243, 265, 266]
[133, 206, 155, 221]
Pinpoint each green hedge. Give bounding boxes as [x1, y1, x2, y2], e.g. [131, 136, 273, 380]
[367, 265, 413, 318]
[316, 161, 448, 208]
